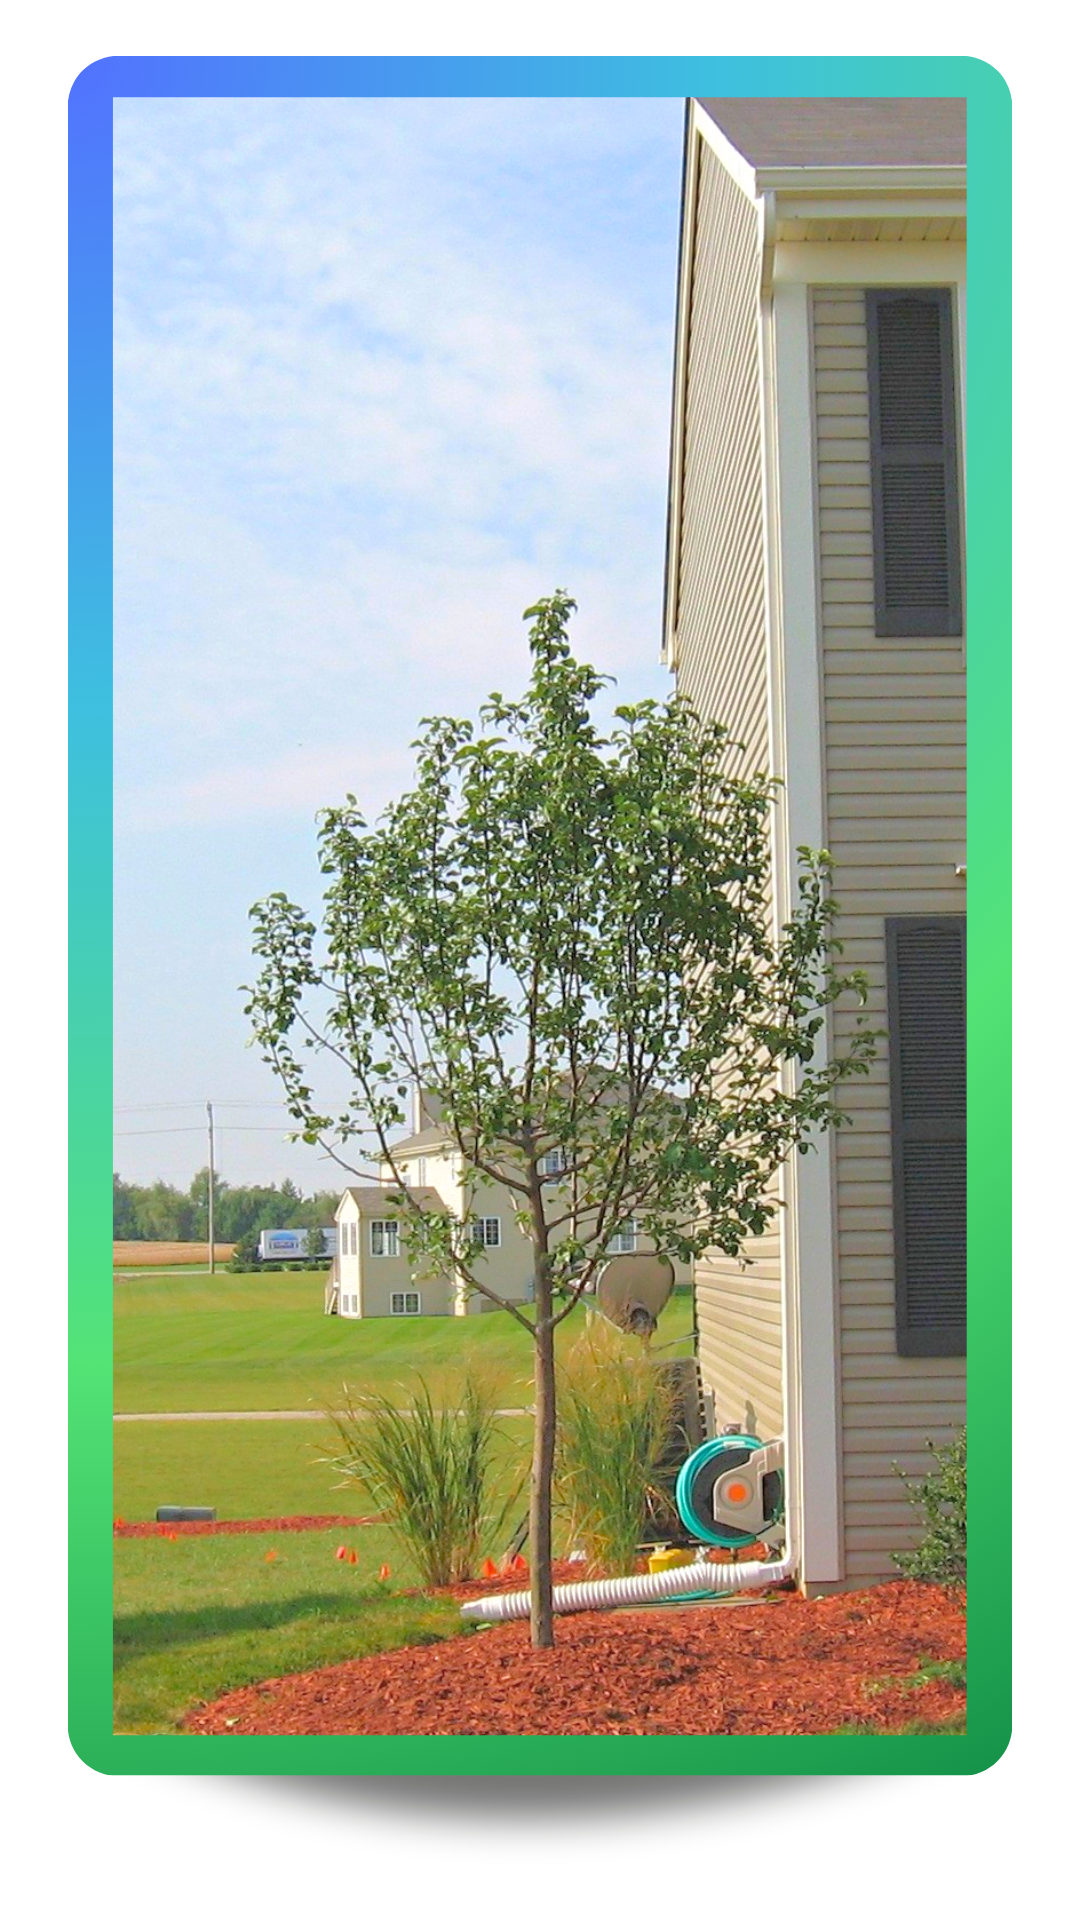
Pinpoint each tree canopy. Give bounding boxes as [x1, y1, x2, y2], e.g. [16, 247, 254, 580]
[246, 592, 874, 1643]
[112, 1170, 339, 1243]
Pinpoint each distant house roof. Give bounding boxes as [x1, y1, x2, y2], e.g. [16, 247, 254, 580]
[337, 1184, 448, 1215]
[388, 1124, 451, 1157]
[697, 97, 966, 171]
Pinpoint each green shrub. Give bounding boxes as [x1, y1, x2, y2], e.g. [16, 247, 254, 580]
[554, 1320, 677, 1575]
[893, 1426, 966, 1587]
[227, 1229, 261, 1272]
[322, 1373, 523, 1589]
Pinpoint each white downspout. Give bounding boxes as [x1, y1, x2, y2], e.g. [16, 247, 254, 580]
[460, 1549, 795, 1624]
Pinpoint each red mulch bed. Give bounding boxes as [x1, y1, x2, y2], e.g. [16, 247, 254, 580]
[183, 1578, 965, 1737]
[113, 1515, 381, 1539]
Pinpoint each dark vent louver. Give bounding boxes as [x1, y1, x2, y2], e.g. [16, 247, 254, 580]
[867, 291, 962, 637]
[886, 917, 966, 1356]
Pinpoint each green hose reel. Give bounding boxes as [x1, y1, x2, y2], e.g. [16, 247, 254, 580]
[675, 1432, 786, 1550]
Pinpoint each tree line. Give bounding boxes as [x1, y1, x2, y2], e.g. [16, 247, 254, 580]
[113, 1169, 340, 1243]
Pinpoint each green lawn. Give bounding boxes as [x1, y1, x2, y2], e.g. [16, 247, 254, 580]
[114, 1267, 695, 1413]
[114, 1526, 468, 1733]
[837, 1715, 967, 1735]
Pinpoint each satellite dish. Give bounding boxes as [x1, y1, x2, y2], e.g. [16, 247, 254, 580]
[596, 1254, 674, 1340]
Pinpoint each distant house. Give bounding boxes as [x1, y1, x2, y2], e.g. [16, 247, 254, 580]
[329, 1182, 452, 1320]
[664, 98, 966, 1588]
[326, 1085, 690, 1318]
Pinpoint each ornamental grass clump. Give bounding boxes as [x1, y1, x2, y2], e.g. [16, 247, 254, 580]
[554, 1320, 678, 1576]
[322, 1373, 523, 1590]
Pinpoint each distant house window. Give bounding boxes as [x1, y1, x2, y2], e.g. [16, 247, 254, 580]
[416, 1158, 427, 1186]
[370, 1220, 400, 1258]
[391, 1291, 420, 1316]
[866, 288, 963, 638]
[537, 1148, 568, 1177]
[606, 1221, 637, 1255]
[469, 1217, 501, 1248]
[886, 916, 966, 1356]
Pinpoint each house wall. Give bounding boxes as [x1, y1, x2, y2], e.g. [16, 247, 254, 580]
[412, 1148, 463, 1213]
[673, 135, 784, 1445]
[458, 1171, 534, 1312]
[334, 1201, 362, 1318]
[335, 1193, 455, 1318]
[360, 1227, 454, 1318]
[808, 272, 967, 1578]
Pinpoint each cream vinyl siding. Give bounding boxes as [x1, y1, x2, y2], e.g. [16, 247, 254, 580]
[812, 285, 966, 1576]
[674, 140, 782, 1442]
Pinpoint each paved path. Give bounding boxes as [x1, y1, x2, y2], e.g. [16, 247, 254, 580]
[113, 1407, 531, 1422]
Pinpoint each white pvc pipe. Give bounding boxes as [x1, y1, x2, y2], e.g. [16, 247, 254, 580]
[460, 1551, 796, 1623]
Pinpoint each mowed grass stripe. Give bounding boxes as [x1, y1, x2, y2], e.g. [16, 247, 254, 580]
[113, 1268, 694, 1413]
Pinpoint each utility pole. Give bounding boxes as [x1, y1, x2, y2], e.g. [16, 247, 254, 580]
[207, 1100, 216, 1274]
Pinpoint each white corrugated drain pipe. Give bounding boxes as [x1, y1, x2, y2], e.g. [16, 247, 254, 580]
[460, 1549, 796, 1624]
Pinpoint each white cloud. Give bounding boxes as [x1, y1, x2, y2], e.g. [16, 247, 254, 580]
[116, 742, 418, 834]
[113, 96, 681, 816]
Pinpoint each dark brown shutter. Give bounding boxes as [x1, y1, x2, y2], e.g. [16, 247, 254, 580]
[866, 290, 962, 638]
[886, 916, 966, 1356]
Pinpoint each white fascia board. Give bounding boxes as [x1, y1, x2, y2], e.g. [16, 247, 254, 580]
[760, 164, 964, 195]
[664, 102, 766, 668]
[776, 191, 966, 221]
[774, 239, 966, 285]
[662, 106, 705, 669]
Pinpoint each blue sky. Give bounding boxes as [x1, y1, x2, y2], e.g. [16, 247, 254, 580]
[113, 95, 685, 1193]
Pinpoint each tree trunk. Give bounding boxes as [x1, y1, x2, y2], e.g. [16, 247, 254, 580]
[528, 1267, 557, 1650]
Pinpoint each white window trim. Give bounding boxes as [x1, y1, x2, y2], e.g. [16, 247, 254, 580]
[370, 1219, 401, 1258]
[391, 1291, 421, 1316]
[469, 1216, 501, 1248]
[537, 1147, 568, 1177]
[606, 1221, 638, 1255]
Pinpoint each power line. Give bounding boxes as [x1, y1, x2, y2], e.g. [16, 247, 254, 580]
[113, 1126, 204, 1137]
[114, 1124, 297, 1137]
[112, 1101, 292, 1114]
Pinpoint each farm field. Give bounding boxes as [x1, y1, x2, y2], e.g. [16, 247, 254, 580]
[113, 1266, 695, 1413]
[114, 1240, 235, 1268]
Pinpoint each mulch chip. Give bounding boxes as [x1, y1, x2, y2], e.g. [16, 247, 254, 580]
[183, 1578, 965, 1737]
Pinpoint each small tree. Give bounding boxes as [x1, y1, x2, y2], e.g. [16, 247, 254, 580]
[228, 1227, 261, 1271]
[246, 593, 873, 1647]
